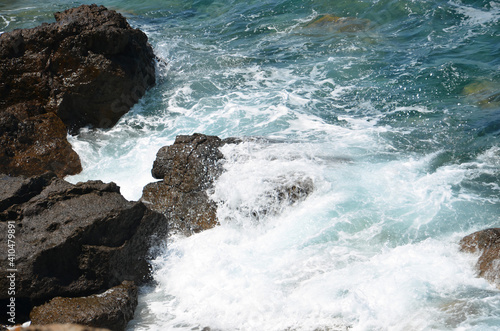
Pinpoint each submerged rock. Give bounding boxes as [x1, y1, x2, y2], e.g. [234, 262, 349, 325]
[30, 281, 137, 331]
[462, 81, 500, 108]
[0, 4, 156, 177]
[0, 174, 168, 322]
[460, 228, 500, 289]
[142, 134, 237, 235]
[249, 175, 314, 220]
[304, 14, 371, 33]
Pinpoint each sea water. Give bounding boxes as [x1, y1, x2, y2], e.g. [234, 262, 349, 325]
[2, 0, 500, 329]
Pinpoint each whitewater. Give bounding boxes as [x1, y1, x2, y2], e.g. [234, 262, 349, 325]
[2, 0, 500, 329]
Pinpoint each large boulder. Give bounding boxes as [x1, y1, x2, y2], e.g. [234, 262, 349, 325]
[460, 228, 500, 289]
[0, 173, 168, 322]
[30, 281, 137, 331]
[0, 4, 156, 177]
[141, 134, 237, 235]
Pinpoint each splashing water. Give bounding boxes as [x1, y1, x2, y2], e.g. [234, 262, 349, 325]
[3, 0, 500, 329]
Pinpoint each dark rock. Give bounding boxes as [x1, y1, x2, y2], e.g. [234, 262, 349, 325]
[0, 4, 156, 177]
[22, 324, 110, 331]
[460, 228, 500, 289]
[0, 174, 168, 319]
[142, 133, 236, 235]
[0, 4, 155, 132]
[250, 175, 314, 220]
[30, 281, 137, 331]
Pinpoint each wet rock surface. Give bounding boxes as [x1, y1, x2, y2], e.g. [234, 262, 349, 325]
[0, 4, 156, 177]
[30, 281, 137, 331]
[460, 228, 500, 289]
[0, 173, 168, 323]
[142, 133, 238, 235]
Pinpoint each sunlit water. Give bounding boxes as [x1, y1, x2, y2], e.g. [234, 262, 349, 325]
[2, 0, 500, 329]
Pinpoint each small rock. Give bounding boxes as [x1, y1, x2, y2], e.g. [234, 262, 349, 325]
[460, 228, 500, 289]
[30, 281, 137, 331]
[22, 324, 110, 331]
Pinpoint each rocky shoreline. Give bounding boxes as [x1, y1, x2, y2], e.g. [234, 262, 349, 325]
[1, 4, 499, 331]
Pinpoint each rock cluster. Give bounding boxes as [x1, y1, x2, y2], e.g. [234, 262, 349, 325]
[0, 4, 156, 177]
[0, 173, 168, 328]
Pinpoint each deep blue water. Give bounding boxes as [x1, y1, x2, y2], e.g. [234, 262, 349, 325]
[2, 0, 500, 329]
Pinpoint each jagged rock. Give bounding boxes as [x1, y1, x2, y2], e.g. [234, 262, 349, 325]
[30, 281, 137, 331]
[460, 228, 500, 289]
[141, 134, 315, 234]
[142, 134, 238, 235]
[0, 174, 168, 322]
[0, 4, 156, 177]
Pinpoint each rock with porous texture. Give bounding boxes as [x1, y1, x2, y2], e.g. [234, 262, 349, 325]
[460, 228, 500, 289]
[142, 134, 238, 235]
[30, 281, 137, 331]
[0, 174, 168, 322]
[0, 4, 156, 177]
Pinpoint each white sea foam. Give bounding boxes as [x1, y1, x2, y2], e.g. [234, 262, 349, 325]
[127, 134, 500, 330]
[53, 2, 500, 329]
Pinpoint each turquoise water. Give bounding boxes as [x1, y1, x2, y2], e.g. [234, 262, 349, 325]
[2, 0, 500, 329]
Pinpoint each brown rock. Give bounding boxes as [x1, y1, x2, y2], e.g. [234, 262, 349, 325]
[30, 281, 137, 331]
[0, 109, 82, 177]
[142, 134, 237, 235]
[460, 228, 500, 288]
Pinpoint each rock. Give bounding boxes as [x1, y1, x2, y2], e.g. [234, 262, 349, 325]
[0, 174, 168, 321]
[460, 228, 500, 289]
[0, 4, 156, 177]
[141, 134, 315, 234]
[304, 14, 371, 33]
[0, 4, 155, 133]
[30, 281, 137, 331]
[22, 324, 110, 331]
[141, 134, 238, 235]
[251, 175, 314, 220]
[0, 109, 82, 177]
[462, 81, 500, 108]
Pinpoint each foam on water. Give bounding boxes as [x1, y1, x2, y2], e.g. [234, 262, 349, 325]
[4, 0, 498, 329]
[129, 139, 500, 330]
